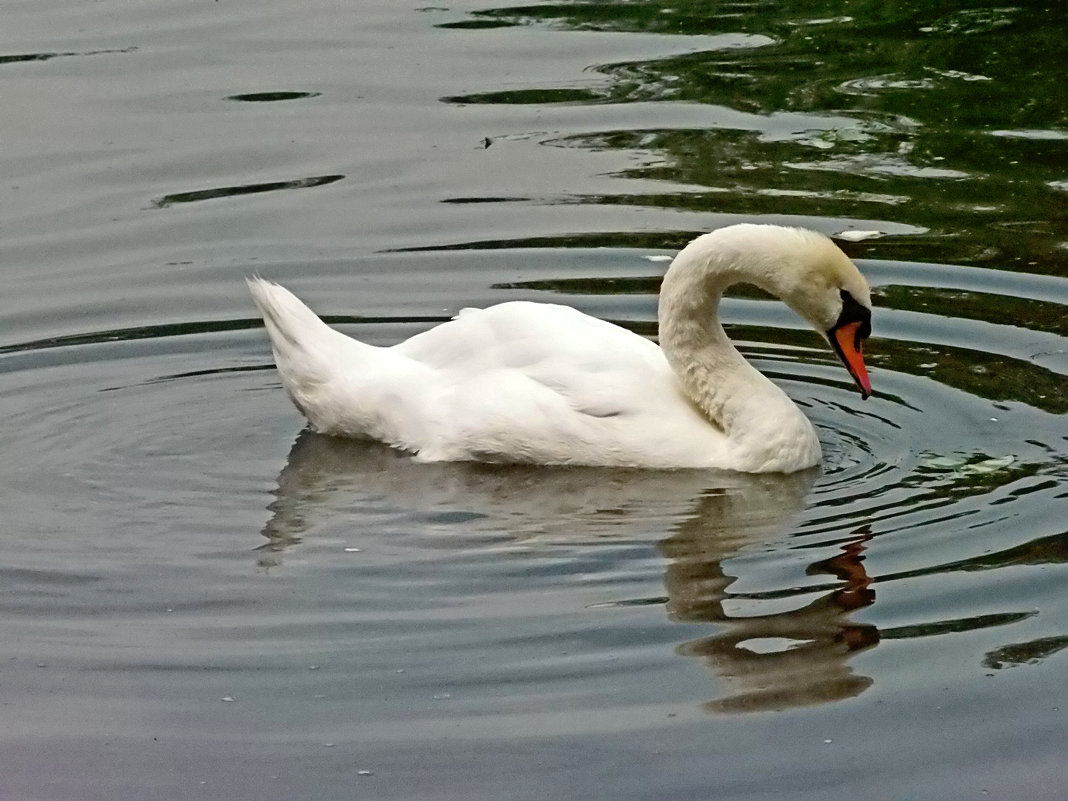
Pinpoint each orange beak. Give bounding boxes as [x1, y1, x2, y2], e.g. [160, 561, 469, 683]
[831, 321, 872, 399]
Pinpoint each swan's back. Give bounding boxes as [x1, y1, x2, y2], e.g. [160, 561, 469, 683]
[399, 302, 727, 465]
[400, 302, 659, 379]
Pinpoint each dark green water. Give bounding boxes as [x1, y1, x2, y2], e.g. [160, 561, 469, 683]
[0, 1, 1064, 799]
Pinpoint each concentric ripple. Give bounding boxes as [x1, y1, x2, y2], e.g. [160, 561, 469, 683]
[2, 252, 1062, 723]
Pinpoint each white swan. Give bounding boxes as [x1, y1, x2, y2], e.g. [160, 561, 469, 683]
[248, 223, 872, 472]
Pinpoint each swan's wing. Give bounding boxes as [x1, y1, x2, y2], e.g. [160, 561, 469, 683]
[399, 302, 662, 374]
[396, 302, 723, 465]
[397, 301, 671, 413]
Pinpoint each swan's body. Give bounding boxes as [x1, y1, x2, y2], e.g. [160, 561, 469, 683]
[248, 224, 873, 472]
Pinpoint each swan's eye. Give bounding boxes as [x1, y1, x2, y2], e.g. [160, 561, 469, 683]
[835, 289, 871, 339]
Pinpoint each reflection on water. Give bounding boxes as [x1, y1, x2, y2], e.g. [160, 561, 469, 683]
[262, 430, 816, 552]
[983, 635, 1068, 669]
[265, 431, 882, 712]
[0, 47, 137, 64]
[443, 0, 1068, 273]
[665, 518, 876, 713]
[225, 91, 322, 102]
[152, 174, 345, 208]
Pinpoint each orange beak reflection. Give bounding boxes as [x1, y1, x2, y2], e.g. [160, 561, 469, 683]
[831, 320, 872, 399]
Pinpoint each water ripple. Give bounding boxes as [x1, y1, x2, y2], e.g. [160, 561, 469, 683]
[151, 174, 344, 208]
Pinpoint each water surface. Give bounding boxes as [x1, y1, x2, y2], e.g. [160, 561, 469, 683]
[0, 1, 1065, 799]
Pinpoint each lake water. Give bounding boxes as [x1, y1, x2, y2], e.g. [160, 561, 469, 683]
[1, 1, 1065, 798]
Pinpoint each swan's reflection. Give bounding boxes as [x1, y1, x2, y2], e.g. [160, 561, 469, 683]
[665, 518, 876, 713]
[261, 430, 878, 711]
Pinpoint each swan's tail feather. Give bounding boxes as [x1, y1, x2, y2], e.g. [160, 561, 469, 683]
[246, 278, 372, 425]
[247, 278, 337, 362]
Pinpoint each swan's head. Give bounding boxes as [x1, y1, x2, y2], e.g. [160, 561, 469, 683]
[766, 227, 873, 399]
[694, 224, 874, 399]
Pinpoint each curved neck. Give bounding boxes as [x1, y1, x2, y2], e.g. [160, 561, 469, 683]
[657, 241, 818, 470]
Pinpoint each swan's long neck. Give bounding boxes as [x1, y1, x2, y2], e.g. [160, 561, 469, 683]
[657, 235, 820, 471]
